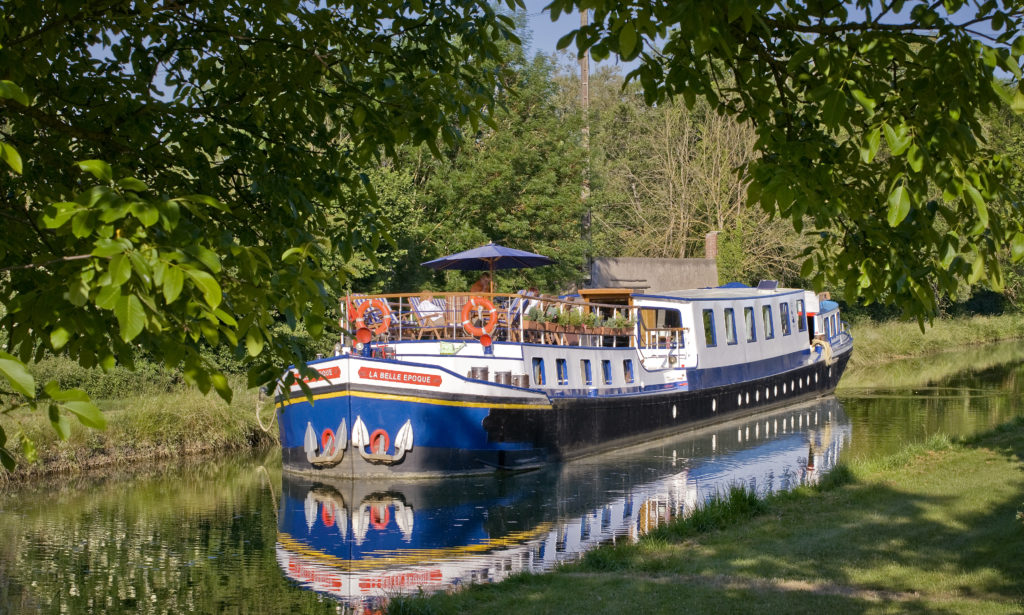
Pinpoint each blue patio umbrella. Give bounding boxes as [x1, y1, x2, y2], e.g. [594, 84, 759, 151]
[421, 242, 554, 293]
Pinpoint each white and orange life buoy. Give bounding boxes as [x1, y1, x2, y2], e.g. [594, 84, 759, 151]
[461, 296, 497, 337]
[354, 298, 392, 336]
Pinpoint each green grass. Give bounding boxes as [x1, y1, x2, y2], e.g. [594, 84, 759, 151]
[847, 313, 1024, 368]
[1, 375, 277, 485]
[387, 418, 1024, 614]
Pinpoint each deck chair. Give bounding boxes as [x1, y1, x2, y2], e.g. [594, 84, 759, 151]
[409, 295, 448, 340]
[496, 291, 528, 342]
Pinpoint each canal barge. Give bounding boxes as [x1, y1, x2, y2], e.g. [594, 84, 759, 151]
[275, 283, 852, 478]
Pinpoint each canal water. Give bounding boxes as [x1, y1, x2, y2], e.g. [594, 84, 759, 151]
[2, 343, 1024, 614]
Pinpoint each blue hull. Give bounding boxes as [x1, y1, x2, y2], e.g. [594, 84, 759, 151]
[276, 343, 852, 478]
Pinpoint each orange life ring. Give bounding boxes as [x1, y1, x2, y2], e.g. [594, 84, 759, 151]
[461, 296, 498, 337]
[321, 428, 336, 455]
[354, 298, 391, 336]
[369, 429, 390, 455]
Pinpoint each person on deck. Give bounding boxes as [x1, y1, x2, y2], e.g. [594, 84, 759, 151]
[470, 272, 492, 294]
[418, 292, 444, 325]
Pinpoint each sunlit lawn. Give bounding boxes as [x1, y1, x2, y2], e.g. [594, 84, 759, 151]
[389, 421, 1024, 614]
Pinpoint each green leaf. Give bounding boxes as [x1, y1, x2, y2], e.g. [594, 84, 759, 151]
[861, 127, 881, 163]
[77, 159, 113, 182]
[163, 266, 184, 304]
[0, 351, 36, 398]
[108, 253, 132, 286]
[62, 400, 106, 429]
[822, 90, 846, 129]
[800, 257, 815, 277]
[95, 284, 121, 310]
[20, 435, 37, 464]
[849, 88, 876, 115]
[41, 202, 79, 228]
[50, 327, 71, 351]
[92, 238, 129, 258]
[50, 407, 71, 441]
[0, 142, 23, 174]
[1011, 233, 1024, 262]
[186, 269, 222, 309]
[883, 123, 912, 156]
[43, 381, 90, 402]
[0, 80, 30, 105]
[114, 294, 146, 341]
[211, 372, 232, 404]
[906, 143, 924, 173]
[887, 183, 911, 226]
[117, 177, 148, 192]
[0, 441, 14, 471]
[619, 22, 638, 57]
[964, 184, 988, 228]
[245, 328, 265, 357]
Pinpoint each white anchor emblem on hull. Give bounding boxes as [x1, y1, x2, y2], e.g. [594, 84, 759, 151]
[303, 418, 347, 467]
[352, 416, 413, 464]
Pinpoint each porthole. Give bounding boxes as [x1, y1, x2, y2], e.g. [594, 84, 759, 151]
[672, 404, 677, 419]
[765, 387, 770, 399]
[782, 383, 787, 394]
[738, 393, 743, 406]
[774, 385, 778, 396]
[828, 368, 832, 378]
[712, 399, 717, 412]
[815, 373, 819, 383]
[746, 392, 750, 403]
[755, 390, 760, 402]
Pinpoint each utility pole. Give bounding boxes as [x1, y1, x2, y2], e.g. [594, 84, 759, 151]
[580, 8, 592, 284]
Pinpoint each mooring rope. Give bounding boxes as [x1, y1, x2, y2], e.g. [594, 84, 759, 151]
[255, 386, 277, 433]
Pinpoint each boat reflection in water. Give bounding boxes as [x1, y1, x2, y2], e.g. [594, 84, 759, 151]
[276, 398, 850, 610]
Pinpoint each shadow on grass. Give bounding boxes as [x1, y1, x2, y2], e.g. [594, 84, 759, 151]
[569, 420, 1024, 609]
[385, 420, 1024, 614]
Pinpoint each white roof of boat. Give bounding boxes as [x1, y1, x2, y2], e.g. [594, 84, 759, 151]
[635, 286, 805, 302]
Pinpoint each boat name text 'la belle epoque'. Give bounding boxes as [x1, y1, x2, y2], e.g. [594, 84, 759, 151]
[275, 282, 853, 477]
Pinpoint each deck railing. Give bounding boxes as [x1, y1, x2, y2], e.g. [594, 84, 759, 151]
[339, 292, 639, 347]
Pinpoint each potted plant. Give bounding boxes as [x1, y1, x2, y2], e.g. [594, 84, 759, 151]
[582, 311, 598, 334]
[544, 306, 561, 333]
[524, 306, 543, 330]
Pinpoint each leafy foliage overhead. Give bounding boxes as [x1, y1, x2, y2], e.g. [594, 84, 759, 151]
[0, 0, 522, 468]
[553, 0, 1024, 320]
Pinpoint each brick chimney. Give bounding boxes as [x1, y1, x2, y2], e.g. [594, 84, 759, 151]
[705, 231, 720, 259]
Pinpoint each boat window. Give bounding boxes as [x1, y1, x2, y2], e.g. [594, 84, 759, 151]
[556, 358, 568, 385]
[601, 360, 612, 385]
[623, 359, 634, 384]
[639, 307, 685, 349]
[532, 358, 546, 386]
[581, 359, 593, 386]
[762, 305, 775, 340]
[702, 309, 717, 347]
[796, 300, 807, 331]
[723, 308, 737, 345]
[744, 306, 756, 342]
[780, 302, 792, 336]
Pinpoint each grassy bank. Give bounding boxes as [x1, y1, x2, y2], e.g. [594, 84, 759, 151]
[846, 313, 1024, 368]
[1, 377, 277, 486]
[389, 418, 1024, 614]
